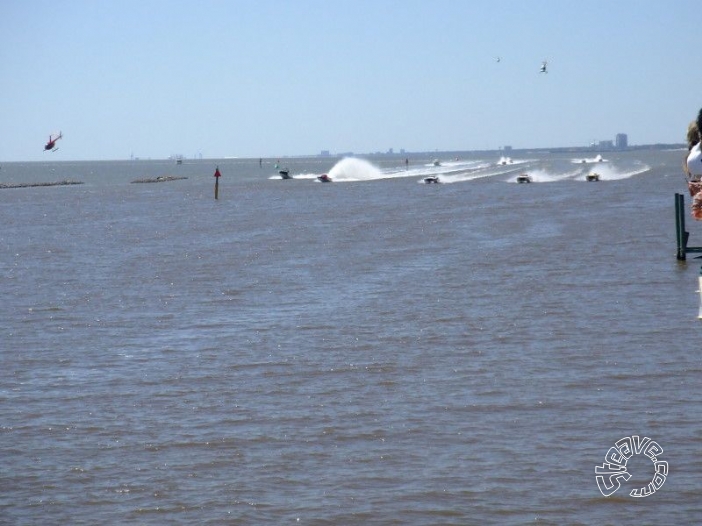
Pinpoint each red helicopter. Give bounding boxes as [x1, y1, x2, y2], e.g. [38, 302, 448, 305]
[44, 132, 63, 152]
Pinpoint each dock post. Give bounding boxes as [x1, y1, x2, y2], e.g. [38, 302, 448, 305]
[676, 193, 687, 260]
[676, 192, 702, 260]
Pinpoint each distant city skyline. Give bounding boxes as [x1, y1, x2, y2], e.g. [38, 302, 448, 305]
[0, 1, 698, 162]
[130, 133, 679, 162]
[93, 130, 685, 162]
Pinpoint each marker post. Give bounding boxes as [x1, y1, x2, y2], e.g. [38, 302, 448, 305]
[214, 166, 221, 199]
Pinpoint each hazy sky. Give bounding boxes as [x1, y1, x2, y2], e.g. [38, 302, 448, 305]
[1, 0, 699, 161]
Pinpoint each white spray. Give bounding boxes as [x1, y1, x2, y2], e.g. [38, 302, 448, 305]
[327, 157, 383, 182]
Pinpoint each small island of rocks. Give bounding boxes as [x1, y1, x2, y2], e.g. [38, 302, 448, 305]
[131, 176, 188, 184]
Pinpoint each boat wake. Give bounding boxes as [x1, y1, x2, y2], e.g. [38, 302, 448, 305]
[577, 164, 650, 181]
[327, 157, 384, 182]
[496, 156, 532, 166]
[505, 163, 651, 183]
[507, 168, 581, 183]
[277, 157, 651, 185]
[418, 165, 521, 184]
[268, 172, 320, 180]
[571, 154, 607, 164]
[311, 157, 553, 184]
[407, 159, 539, 184]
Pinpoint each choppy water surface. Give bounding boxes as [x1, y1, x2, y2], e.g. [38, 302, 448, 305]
[1, 150, 701, 524]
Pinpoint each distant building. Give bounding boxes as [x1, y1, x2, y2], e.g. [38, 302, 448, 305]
[598, 140, 614, 149]
[615, 133, 628, 149]
[320, 150, 330, 157]
[387, 148, 394, 155]
[503, 145, 513, 152]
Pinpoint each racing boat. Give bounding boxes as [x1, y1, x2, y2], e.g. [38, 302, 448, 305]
[279, 169, 292, 179]
[317, 174, 332, 183]
[586, 172, 600, 182]
[516, 173, 532, 183]
[423, 175, 440, 184]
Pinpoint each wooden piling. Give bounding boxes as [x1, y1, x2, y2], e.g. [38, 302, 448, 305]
[676, 193, 687, 260]
[675, 192, 702, 260]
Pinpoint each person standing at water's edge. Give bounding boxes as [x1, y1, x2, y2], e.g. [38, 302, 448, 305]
[685, 109, 702, 220]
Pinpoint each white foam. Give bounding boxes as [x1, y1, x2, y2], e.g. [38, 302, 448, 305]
[327, 157, 383, 182]
[571, 154, 608, 164]
[578, 164, 650, 181]
[508, 168, 580, 183]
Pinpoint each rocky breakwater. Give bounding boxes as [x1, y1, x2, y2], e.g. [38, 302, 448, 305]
[131, 176, 188, 184]
[0, 180, 84, 189]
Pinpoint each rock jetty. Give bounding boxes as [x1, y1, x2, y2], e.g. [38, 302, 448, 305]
[0, 180, 83, 189]
[131, 176, 188, 184]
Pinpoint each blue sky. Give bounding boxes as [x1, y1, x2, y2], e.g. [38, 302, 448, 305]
[1, 0, 699, 161]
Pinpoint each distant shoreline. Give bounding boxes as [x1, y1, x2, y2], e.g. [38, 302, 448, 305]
[0, 143, 686, 164]
[360, 143, 687, 159]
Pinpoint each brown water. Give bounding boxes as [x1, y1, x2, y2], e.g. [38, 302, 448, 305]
[1, 150, 700, 524]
